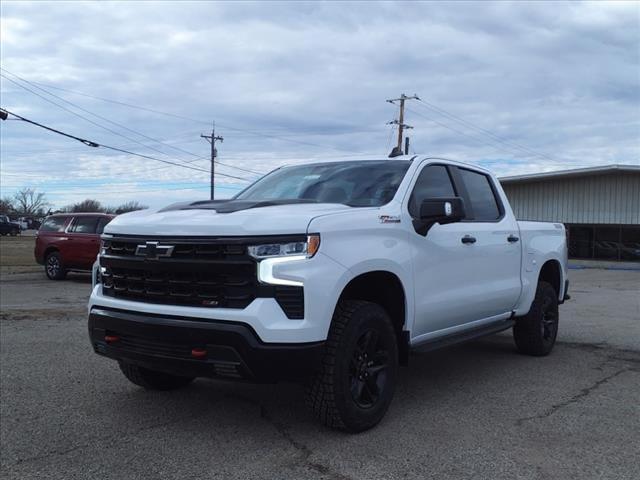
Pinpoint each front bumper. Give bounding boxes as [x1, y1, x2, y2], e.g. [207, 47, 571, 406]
[89, 307, 325, 382]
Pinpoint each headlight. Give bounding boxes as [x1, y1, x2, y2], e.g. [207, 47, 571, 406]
[249, 234, 320, 287]
[248, 234, 320, 259]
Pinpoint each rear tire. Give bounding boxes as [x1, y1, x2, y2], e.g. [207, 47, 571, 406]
[513, 281, 559, 356]
[45, 252, 67, 280]
[119, 362, 194, 391]
[306, 300, 398, 432]
[10, 228, 18, 236]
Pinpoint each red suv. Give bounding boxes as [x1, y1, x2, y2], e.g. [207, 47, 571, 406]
[35, 213, 115, 280]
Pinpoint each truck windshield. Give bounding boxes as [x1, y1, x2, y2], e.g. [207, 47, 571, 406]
[235, 160, 411, 207]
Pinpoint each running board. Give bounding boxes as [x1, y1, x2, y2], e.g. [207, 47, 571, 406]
[411, 319, 515, 353]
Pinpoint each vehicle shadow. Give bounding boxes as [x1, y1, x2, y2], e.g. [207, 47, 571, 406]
[101, 332, 526, 438]
[66, 272, 93, 284]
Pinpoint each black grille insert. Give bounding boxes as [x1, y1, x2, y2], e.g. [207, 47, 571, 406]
[100, 236, 304, 318]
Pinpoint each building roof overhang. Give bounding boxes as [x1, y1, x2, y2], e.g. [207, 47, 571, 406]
[499, 164, 640, 184]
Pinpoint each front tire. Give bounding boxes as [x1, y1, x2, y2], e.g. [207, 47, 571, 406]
[45, 252, 67, 280]
[119, 362, 194, 391]
[306, 300, 398, 432]
[513, 281, 559, 356]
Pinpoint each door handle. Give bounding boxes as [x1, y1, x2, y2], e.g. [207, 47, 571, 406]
[507, 235, 519, 243]
[461, 235, 476, 244]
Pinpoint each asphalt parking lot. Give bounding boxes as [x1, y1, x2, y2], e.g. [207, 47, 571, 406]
[1, 237, 639, 479]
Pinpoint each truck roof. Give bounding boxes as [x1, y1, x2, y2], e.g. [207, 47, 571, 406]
[290, 155, 494, 176]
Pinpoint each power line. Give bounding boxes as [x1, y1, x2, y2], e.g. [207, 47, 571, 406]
[3, 72, 368, 154]
[385, 124, 397, 151]
[5, 184, 242, 196]
[2, 69, 268, 177]
[0, 71, 203, 167]
[0, 129, 203, 156]
[1, 69, 203, 160]
[213, 159, 264, 175]
[0, 108, 251, 180]
[0, 176, 221, 188]
[413, 97, 558, 162]
[405, 106, 531, 157]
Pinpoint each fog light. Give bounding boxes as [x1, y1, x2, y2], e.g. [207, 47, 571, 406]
[191, 348, 207, 359]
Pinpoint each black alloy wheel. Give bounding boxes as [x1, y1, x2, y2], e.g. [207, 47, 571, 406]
[513, 281, 559, 356]
[350, 328, 391, 409]
[306, 300, 399, 432]
[45, 252, 67, 280]
[540, 294, 559, 345]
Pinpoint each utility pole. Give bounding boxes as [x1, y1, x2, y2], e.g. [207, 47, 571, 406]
[201, 122, 224, 200]
[386, 93, 419, 157]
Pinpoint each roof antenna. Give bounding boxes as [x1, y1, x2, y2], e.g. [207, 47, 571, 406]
[389, 146, 404, 158]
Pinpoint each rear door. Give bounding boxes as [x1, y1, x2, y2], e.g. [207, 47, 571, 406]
[67, 216, 101, 269]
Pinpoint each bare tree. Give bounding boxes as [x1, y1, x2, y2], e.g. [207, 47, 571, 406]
[0, 197, 15, 215]
[13, 188, 48, 215]
[66, 199, 104, 213]
[113, 201, 148, 214]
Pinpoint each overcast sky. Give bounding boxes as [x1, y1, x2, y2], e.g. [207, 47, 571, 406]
[1, 0, 638, 210]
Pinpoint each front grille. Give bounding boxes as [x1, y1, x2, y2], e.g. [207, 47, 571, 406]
[100, 236, 304, 318]
[114, 332, 193, 359]
[104, 239, 245, 260]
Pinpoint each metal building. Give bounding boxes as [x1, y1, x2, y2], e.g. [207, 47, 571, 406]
[500, 165, 640, 262]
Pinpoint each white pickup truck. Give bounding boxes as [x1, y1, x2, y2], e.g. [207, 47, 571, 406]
[89, 156, 569, 432]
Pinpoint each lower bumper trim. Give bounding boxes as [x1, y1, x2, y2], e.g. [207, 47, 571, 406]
[88, 307, 324, 382]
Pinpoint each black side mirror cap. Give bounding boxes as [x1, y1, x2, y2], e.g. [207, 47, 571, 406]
[414, 197, 466, 235]
[420, 197, 466, 224]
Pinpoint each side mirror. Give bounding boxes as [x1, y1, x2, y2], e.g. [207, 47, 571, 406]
[414, 197, 466, 236]
[420, 197, 466, 224]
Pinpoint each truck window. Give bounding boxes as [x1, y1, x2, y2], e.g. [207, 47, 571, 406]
[71, 217, 99, 234]
[458, 168, 501, 221]
[235, 160, 411, 207]
[40, 216, 68, 232]
[408, 165, 456, 217]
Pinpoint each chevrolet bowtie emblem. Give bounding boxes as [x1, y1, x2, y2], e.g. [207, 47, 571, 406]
[135, 241, 174, 259]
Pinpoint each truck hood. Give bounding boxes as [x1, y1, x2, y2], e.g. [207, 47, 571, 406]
[104, 202, 356, 236]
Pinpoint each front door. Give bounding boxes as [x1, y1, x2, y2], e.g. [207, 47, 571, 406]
[405, 162, 521, 341]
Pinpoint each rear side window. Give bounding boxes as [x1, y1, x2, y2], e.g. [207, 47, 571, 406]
[71, 217, 99, 234]
[458, 169, 501, 221]
[408, 165, 456, 217]
[96, 217, 112, 235]
[40, 217, 68, 232]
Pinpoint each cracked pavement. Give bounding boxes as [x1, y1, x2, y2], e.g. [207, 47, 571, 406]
[1, 268, 639, 479]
